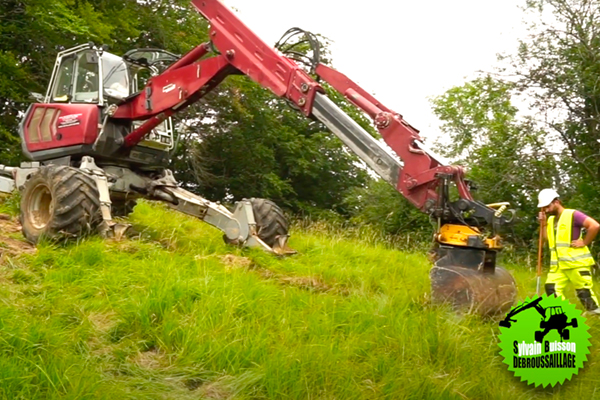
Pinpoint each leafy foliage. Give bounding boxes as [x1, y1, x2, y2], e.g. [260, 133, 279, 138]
[429, 0, 600, 251]
[505, 0, 600, 214]
[343, 179, 432, 239]
[431, 76, 557, 247]
[172, 77, 371, 214]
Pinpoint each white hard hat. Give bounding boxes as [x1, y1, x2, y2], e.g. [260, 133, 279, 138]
[537, 188, 559, 208]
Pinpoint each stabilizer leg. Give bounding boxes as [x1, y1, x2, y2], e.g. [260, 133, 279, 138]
[138, 170, 294, 254]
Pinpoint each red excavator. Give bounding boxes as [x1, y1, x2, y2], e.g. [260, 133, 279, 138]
[0, 0, 517, 314]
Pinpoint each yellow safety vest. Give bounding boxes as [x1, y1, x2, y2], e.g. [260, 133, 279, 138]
[547, 209, 595, 269]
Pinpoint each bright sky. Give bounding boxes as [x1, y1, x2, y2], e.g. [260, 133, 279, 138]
[222, 0, 528, 143]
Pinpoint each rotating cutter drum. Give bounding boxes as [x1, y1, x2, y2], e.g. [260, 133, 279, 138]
[430, 246, 517, 316]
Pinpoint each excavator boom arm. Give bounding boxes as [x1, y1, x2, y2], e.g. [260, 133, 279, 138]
[114, 0, 485, 217]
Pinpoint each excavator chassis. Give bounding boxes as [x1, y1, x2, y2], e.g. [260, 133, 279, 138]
[0, 158, 293, 255]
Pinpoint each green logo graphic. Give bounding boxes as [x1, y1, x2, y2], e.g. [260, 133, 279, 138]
[498, 295, 591, 387]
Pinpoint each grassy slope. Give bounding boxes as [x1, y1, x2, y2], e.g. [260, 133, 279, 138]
[0, 199, 599, 399]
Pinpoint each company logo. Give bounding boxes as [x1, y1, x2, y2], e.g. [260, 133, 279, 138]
[498, 295, 591, 387]
[57, 113, 82, 128]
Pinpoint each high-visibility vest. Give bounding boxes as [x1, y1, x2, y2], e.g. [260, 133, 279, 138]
[547, 209, 595, 269]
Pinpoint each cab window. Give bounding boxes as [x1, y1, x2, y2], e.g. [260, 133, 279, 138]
[52, 56, 76, 102]
[102, 53, 130, 100]
[73, 51, 100, 103]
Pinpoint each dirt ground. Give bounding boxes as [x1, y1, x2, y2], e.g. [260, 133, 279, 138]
[0, 214, 36, 263]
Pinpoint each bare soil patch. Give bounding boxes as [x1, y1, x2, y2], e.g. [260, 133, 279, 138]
[0, 214, 36, 264]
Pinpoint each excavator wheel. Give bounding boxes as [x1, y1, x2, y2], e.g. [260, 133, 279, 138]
[249, 198, 289, 247]
[20, 166, 101, 244]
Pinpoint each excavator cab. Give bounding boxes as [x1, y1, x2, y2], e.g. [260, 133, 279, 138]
[20, 44, 176, 162]
[45, 44, 128, 105]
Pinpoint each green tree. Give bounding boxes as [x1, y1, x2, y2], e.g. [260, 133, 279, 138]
[174, 77, 371, 214]
[342, 178, 431, 238]
[430, 76, 557, 247]
[505, 0, 600, 215]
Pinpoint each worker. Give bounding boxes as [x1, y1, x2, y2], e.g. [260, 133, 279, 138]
[538, 188, 600, 314]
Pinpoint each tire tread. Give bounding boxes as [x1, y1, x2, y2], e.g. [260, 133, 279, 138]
[20, 166, 102, 243]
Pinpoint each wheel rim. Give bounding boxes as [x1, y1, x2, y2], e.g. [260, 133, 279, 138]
[27, 183, 53, 230]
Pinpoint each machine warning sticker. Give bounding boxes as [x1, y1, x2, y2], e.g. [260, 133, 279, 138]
[162, 83, 176, 93]
[498, 295, 591, 387]
[57, 113, 82, 128]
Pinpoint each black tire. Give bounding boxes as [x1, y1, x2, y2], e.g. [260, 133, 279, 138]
[571, 318, 578, 328]
[20, 166, 101, 244]
[562, 329, 570, 340]
[111, 199, 137, 217]
[249, 198, 289, 247]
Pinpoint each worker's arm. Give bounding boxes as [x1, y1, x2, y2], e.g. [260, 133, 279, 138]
[572, 216, 600, 248]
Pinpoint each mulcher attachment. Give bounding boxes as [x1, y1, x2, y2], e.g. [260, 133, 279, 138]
[430, 246, 517, 316]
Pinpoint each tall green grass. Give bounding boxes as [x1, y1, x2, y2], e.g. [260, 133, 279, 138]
[0, 198, 599, 399]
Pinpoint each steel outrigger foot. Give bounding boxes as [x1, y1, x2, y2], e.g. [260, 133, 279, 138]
[149, 182, 294, 255]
